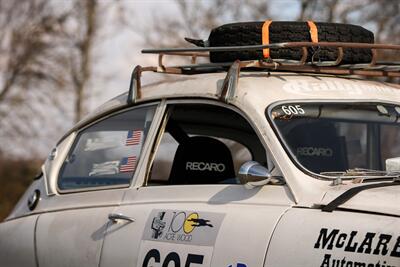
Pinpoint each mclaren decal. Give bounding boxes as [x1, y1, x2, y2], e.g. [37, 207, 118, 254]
[315, 228, 400, 267]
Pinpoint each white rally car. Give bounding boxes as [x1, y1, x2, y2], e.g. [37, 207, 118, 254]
[1, 21, 400, 267]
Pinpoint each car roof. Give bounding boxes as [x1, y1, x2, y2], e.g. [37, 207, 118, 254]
[76, 71, 400, 134]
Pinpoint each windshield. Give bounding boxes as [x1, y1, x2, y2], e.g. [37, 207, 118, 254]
[268, 102, 400, 176]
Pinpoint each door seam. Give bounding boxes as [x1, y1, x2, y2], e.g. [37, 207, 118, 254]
[97, 220, 112, 267]
[262, 206, 292, 267]
[34, 215, 40, 267]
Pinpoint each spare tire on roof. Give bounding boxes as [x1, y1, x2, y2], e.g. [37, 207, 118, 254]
[197, 21, 374, 64]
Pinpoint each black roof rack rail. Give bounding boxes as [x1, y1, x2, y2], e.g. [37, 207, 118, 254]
[127, 41, 400, 104]
[141, 41, 400, 54]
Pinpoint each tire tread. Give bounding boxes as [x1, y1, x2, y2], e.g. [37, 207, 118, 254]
[208, 21, 374, 64]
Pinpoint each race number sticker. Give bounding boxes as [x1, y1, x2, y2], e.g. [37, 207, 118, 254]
[138, 241, 213, 267]
[281, 105, 305, 115]
[271, 103, 321, 121]
[138, 209, 225, 267]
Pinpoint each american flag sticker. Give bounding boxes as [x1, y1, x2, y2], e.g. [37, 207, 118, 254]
[126, 130, 142, 146]
[119, 156, 137, 173]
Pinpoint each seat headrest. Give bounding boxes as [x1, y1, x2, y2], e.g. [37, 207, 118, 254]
[286, 121, 348, 173]
[168, 136, 235, 184]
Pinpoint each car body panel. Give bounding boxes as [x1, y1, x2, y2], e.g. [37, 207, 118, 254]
[6, 133, 76, 221]
[265, 208, 400, 266]
[78, 72, 400, 207]
[100, 185, 293, 267]
[1, 70, 400, 266]
[6, 177, 46, 221]
[319, 183, 400, 217]
[0, 215, 38, 267]
[35, 207, 113, 267]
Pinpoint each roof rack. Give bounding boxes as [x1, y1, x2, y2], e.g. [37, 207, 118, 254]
[128, 41, 400, 104]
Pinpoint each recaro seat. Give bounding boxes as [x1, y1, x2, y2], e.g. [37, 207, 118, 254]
[168, 136, 235, 185]
[286, 121, 348, 173]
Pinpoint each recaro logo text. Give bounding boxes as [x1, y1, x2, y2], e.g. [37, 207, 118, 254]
[186, 162, 226, 172]
[297, 147, 333, 157]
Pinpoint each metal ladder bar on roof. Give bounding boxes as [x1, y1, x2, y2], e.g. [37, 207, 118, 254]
[141, 41, 400, 56]
[127, 41, 400, 104]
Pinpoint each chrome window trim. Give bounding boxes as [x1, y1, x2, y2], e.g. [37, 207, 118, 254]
[129, 100, 167, 189]
[265, 99, 400, 181]
[136, 98, 275, 188]
[47, 132, 77, 195]
[55, 101, 162, 194]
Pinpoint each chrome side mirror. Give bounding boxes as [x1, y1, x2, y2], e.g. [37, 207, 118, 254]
[238, 161, 272, 188]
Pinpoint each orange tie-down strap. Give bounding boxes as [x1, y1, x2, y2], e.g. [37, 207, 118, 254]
[263, 20, 318, 58]
[307, 20, 319, 43]
[262, 20, 273, 58]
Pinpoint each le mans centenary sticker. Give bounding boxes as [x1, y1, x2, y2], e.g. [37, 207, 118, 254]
[137, 209, 225, 267]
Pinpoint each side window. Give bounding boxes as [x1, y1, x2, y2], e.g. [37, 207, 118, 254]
[58, 105, 156, 191]
[148, 104, 266, 186]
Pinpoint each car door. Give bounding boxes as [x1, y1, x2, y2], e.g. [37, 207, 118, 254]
[35, 103, 159, 267]
[0, 214, 39, 267]
[264, 208, 400, 267]
[0, 133, 74, 267]
[99, 101, 294, 267]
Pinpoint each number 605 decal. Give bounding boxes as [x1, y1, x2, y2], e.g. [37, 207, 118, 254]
[142, 249, 204, 267]
[281, 105, 305, 115]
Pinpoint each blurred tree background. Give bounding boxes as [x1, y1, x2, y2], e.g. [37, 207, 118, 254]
[1, 0, 399, 221]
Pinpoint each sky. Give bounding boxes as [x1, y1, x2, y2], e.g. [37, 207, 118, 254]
[91, 0, 301, 107]
[2, 0, 303, 157]
[4, 0, 383, 157]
